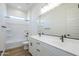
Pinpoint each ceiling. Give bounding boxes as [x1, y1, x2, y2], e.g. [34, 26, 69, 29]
[6, 3, 36, 12]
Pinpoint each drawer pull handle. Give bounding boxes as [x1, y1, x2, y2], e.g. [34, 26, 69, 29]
[36, 49, 40, 52]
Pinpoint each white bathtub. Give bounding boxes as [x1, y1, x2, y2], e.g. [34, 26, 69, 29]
[6, 38, 27, 49]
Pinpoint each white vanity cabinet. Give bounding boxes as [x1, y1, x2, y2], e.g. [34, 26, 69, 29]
[29, 37, 75, 56]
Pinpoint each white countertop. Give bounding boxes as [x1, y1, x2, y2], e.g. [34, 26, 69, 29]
[30, 35, 79, 56]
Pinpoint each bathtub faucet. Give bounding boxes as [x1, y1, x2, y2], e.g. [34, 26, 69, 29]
[26, 32, 29, 37]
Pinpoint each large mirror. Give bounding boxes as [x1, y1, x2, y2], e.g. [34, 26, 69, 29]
[38, 3, 79, 39]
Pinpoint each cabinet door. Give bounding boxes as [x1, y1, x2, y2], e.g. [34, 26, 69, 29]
[36, 41, 55, 56]
[33, 39, 48, 56]
[0, 28, 5, 51]
[40, 41, 74, 56]
[29, 38, 35, 55]
[29, 37, 40, 56]
[29, 38, 48, 56]
[38, 45, 51, 56]
[33, 39, 56, 56]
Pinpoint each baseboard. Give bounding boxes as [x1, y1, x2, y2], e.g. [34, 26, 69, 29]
[5, 46, 24, 52]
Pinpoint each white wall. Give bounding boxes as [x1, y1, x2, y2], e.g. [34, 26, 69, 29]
[66, 3, 79, 38]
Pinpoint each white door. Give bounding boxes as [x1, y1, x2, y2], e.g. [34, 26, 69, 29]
[29, 38, 38, 56]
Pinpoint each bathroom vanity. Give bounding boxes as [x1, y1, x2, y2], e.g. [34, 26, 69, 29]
[29, 35, 79, 56]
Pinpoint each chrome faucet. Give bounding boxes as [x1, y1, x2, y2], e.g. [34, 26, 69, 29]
[60, 34, 67, 42]
[60, 35, 64, 42]
[38, 32, 44, 36]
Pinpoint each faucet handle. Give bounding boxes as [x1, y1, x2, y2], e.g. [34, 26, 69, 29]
[65, 34, 70, 38]
[63, 34, 70, 38]
[67, 34, 70, 36]
[63, 34, 67, 38]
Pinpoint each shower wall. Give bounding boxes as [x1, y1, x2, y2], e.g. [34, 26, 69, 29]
[0, 3, 30, 50]
[5, 18, 29, 49]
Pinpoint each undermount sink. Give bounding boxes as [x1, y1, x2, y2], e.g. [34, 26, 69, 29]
[30, 35, 79, 55]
